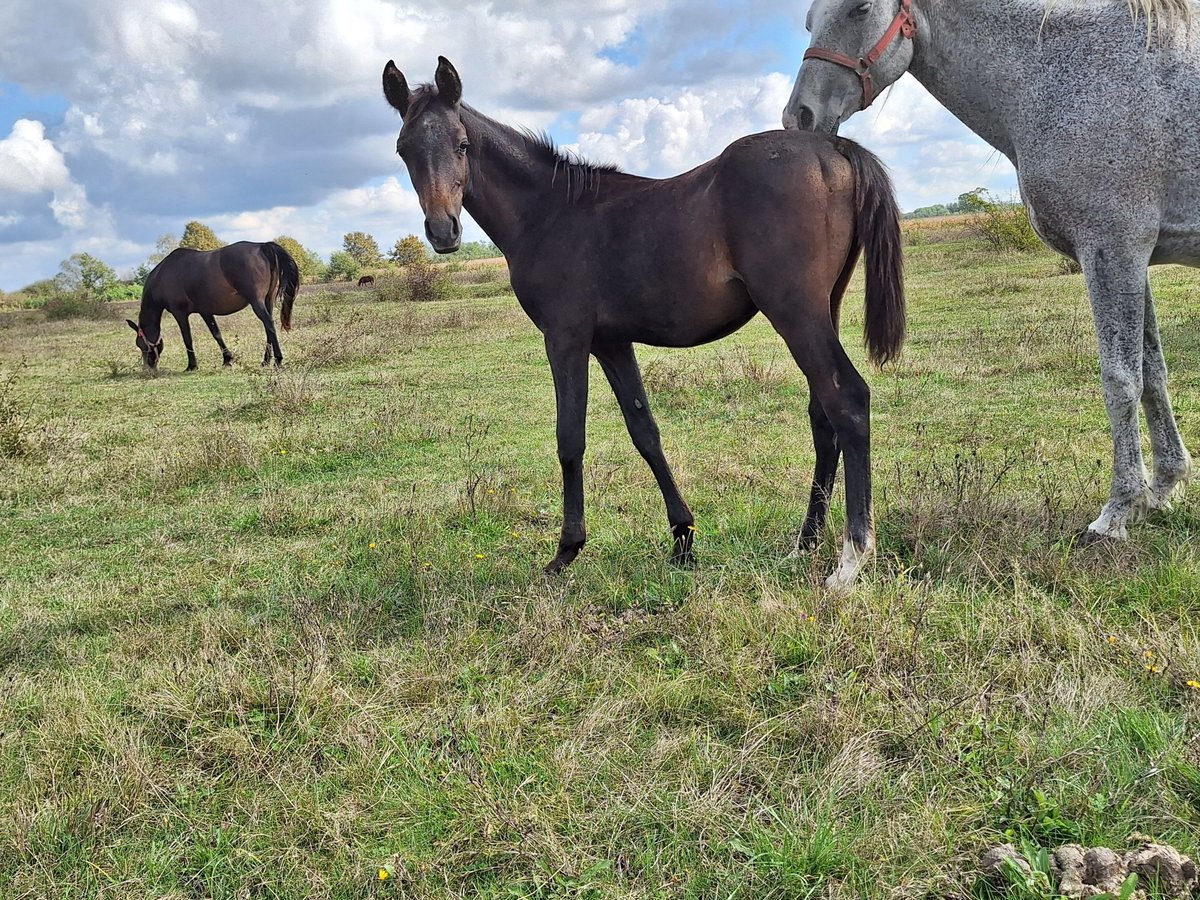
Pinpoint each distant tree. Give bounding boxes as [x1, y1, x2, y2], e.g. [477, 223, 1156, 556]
[905, 204, 951, 220]
[948, 190, 989, 214]
[55, 253, 117, 297]
[342, 231, 383, 268]
[453, 240, 503, 261]
[19, 279, 58, 298]
[151, 233, 179, 264]
[133, 233, 181, 284]
[273, 235, 326, 281]
[326, 250, 360, 281]
[179, 221, 224, 251]
[389, 234, 428, 266]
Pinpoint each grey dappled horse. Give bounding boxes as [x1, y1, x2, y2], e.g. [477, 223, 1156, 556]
[785, 0, 1199, 543]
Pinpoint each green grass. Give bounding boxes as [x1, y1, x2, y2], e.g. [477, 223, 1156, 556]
[1, 238, 1198, 898]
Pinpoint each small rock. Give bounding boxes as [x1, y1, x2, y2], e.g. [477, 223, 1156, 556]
[1083, 847, 1125, 890]
[1124, 843, 1193, 896]
[1054, 845, 1087, 898]
[981, 845, 1030, 884]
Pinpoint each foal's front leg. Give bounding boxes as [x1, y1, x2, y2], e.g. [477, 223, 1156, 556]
[545, 336, 590, 574]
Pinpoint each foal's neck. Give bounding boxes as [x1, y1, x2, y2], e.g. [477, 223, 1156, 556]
[459, 106, 611, 255]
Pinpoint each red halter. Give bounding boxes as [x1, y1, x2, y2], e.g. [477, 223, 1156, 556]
[803, 0, 917, 109]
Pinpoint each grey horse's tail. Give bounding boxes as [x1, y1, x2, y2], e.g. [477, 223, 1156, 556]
[262, 241, 300, 331]
[835, 137, 905, 366]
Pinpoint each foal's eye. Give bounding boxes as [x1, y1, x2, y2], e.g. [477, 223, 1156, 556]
[849, 1, 871, 17]
[457, 140, 470, 155]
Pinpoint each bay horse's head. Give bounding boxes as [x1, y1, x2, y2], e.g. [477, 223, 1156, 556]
[126, 319, 164, 371]
[382, 56, 468, 254]
[783, 0, 918, 134]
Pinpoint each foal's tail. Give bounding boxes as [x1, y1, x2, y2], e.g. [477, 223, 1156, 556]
[834, 137, 905, 366]
[262, 241, 300, 332]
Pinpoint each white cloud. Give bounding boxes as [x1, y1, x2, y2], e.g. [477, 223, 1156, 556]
[0, 0, 1020, 289]
[0, 118, 95, 231]
[0, 119, 73, 197]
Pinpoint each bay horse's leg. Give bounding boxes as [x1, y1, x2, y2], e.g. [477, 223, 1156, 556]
[594, 342, 696, 565]
[544, 335, 590, 574]
[1140, 281, 1192, 510]
[247, 298, 283, 367]
[1078, 246, 1152, 542]
[201, 314, 234, 366]
[797, 393, 840, 547]
[173, 312, 198, 371]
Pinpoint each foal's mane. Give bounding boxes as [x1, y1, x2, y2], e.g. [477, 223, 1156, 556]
[406, 83, 622, 203]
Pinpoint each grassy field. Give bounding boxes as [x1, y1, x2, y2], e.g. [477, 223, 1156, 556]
[1, 237, 1198, 898]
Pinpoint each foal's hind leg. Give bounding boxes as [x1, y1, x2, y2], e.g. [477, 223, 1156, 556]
[767, 312, 874, 589]
[595, 342, 696, 565]
[796, 393, 841, 548]
[201, 314, 234, 365]
[1140, 282, 1192, 510]
[172, 312, 198, 371]
[247, 297, 283, 367]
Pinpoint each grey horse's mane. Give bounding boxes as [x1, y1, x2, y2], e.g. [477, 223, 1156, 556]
[1042, 0, 1194, 40]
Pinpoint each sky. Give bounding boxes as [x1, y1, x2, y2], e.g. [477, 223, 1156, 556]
[0, 0, 1017, 292]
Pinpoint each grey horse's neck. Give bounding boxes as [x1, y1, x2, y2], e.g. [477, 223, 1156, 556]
[907, 0, 1054, 161]
[907, 0, 1185, 165]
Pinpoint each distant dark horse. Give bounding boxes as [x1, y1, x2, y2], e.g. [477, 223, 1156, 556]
[357, 274, 376, 287]
[383, 58, 905, 589]
[127, 241, 299, 371]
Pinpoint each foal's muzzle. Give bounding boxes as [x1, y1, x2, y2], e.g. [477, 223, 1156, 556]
[426, 214, 462, 254]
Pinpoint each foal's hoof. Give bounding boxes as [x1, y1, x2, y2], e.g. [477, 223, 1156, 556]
[670, 547, 696, 569]
[670, 524, 696, 568]
[544, 541, 584, 575]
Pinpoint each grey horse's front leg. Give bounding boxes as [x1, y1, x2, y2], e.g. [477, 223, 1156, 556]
[1140, 282, 1192, 510]
[1079, 246, 1153, 541]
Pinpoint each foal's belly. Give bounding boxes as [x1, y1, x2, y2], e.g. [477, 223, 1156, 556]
[595, 277, 758, 348]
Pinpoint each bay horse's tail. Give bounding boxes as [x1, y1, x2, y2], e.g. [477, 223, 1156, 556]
[834, 137, 905, 366]
[262, 241, 300, 332]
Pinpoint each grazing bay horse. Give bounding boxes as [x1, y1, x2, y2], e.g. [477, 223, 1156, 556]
[127, 241, 299, 372]
[785, 0, 1199, 543]
[358, 274, 376, 287]
[383, 57, 905, 588]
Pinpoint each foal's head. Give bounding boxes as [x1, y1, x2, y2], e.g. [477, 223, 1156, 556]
[382, 56, 469, 254]
[126, 319, 163, 371]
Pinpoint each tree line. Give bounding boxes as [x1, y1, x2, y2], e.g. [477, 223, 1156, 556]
[9, 222, 502, 302]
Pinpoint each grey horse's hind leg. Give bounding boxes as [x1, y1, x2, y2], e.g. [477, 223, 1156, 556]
[1080, 246, 1153, 541]
[1140, 282, 1192, 509]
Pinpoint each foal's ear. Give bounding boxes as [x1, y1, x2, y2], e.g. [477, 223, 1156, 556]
[382, 60, 410, 117]
[435, 56, 462, 106]
[126, 319, 139, 332]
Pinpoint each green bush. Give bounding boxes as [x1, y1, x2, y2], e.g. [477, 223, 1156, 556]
[962, 190, 1043, 252]
[41, 293, 114, 321]
[376, 260, 455, 302]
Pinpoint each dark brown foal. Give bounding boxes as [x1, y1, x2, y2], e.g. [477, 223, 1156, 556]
[383, 57, 904, 589]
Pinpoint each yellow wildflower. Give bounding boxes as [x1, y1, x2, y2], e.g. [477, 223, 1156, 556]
[378, 867, 390, 881]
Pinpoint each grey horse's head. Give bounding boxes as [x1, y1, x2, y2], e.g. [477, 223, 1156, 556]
[783, 0, 918, 133]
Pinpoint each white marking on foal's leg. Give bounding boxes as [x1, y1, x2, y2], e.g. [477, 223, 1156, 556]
[825, 531, 874, 592]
